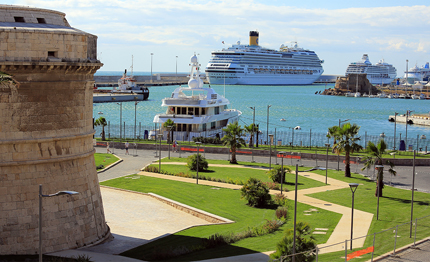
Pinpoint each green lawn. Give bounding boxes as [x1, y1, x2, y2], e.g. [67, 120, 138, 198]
[148, 158, 327, 191]
[101, 175, 342, 261]
[94, 153, 119, 169]
[101, 158, 430, 261]
[309, 171, 430, 261]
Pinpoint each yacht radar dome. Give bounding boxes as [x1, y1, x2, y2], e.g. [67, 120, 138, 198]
[191, 55, 198, 64]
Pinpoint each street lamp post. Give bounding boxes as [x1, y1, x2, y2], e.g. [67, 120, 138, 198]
[196, 142, 201, 184]
[151, 53, 154, 83]
[167, 126, 173, 159]
[325, 143, 330, 184]
[158, 134, 163, 172]
[279, 152, 286, 194]
[293, 164, 299, 262]
[134, 101, 139, 140]
[410, 150, 416, 238]
[349, 183, 359, 250]
[375, 165, 384, 220]
[175, 56, 178, 81]
[406, 110, 413, 149]
[39, 185, 78, 262]
[267, 105, 271, 144]
[269, 134, 273, 170]
[249, 106, 255, 162]
[116, 102, 122, 143]
[394, 112, 398, 150]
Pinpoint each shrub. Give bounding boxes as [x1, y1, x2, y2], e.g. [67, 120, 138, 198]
[267, 165, 292, 183]
[96, 164, 104, 170]
[192, 136, 222, 145]
[263, 182, 280, 190]
[276, 206, 288, 220]
[186, 154, 209, 171]
[240, 177, 271, 208]
[273, 193, 289, 206]
[143, 165, 159, 173]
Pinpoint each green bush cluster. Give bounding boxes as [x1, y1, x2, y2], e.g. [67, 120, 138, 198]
[240, 177, 271, 208]
[262, 181, 281, 190]
[96, 164, 104, 170]
[186, 154, 209, 171]
[273, 193, 288, 206]
[267, 165, 292, 184]
[275, 206, 288, 220]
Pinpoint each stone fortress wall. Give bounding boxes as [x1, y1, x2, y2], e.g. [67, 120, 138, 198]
[0, 5, 109, 255]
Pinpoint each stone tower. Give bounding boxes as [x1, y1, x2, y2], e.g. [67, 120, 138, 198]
[0, 5, 110, 254]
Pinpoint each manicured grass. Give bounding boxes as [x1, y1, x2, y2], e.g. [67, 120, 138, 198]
[148, 159, 327, 191]
[94, 153, 119, 168]
[101, 175, 342, 261]
[309, 171, 430, 261]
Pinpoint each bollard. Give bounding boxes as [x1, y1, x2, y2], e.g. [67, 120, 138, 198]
[371, 233, 376, 261]
[393, 225, 398, 255]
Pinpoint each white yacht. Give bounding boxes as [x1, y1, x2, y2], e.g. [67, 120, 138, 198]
[404, 63, 430, 83]
[153, 55, 241, 140]
[345, 54, 397, 85]
[114, 59, 150, 99]
[205, 31, 324, 85]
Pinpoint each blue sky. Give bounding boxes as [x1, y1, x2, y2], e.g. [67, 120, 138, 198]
[5, 0, 430, 76]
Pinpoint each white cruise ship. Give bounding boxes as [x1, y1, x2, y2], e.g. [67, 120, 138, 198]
[153, 54, 241, 141]
[404, 62, 430, 83]
[345, 54, 397, 85]
[205, 31, 324, 85]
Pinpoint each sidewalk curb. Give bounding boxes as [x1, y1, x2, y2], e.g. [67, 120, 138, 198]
[369, 236, 430, 261]
[97, 154, 123, 173]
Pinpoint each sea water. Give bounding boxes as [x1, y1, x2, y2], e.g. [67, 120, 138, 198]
[93, 79, 430, 148]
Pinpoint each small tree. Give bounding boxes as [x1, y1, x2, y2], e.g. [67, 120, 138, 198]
[163, 118, 176, 143]
[244, 123, 258, 148]
[186, 154, 208, 172]
[270, 222, 316, 262]
[267, 165, 292, 184]
[240, 177, 271, 208]
[94, 116, 107, 141]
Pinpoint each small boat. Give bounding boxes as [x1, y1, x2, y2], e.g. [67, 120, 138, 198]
[345, 92, 355, 97]
[294, 126, 301, 130]
[98, 111, 103, 115]
[354, 92, 361, 97]
[280, 118, 286, 121]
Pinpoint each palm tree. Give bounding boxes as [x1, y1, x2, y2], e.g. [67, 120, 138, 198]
[163, 118, 176, 143]
[361, 139, 396, 197]
[327, 123, 363, 177]
[244, 123, 258, 148]
[94, 116, 107, 141]
[221, 121, 246, 164]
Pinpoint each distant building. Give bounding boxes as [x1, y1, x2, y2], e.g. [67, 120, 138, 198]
[0, 5, 109, 255]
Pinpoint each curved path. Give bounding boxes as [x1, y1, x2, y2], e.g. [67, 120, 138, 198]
[141, 162, 374, 254]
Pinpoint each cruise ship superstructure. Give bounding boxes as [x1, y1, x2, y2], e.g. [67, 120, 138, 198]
[153, 55, 241, 140]
[404, 62, 430, 83]
[205, 31, 324, 85]
[345, 54, 397, 85]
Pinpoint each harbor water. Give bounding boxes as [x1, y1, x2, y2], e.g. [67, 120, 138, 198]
[93, 80, 430, 149]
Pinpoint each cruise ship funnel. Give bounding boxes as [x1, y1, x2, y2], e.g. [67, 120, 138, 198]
[249, 31, 259, 46]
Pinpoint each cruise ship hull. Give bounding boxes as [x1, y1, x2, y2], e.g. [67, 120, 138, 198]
[207, 73, 321, 85]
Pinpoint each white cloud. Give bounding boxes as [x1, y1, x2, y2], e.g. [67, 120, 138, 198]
[6, 0, 429, 74]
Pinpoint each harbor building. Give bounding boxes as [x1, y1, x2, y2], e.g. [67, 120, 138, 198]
[0, 5, 109, 255]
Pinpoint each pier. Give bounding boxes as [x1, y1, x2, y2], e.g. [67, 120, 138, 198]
[94, 73, 208, 87]
[388, 113, 430, 127]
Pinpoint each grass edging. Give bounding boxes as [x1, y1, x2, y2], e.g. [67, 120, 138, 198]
[100, 185, 234, 225]
[97, 154, 122, 173]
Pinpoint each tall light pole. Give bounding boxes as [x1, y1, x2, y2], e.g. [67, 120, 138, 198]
[116, 102, 122, 143]
[196, 142, 201, 184]
[39, 185, 78, 262]
[269, 134, 273, 170]
[134, 101, 139, 140]
[394, 112, 398, 150]
[249, 106, 255, 162]
[267, 105, 271, 144]
[293, 164, 299, 262]
[279, 152, 286, 194]
[158, 134, 163, 172]
[325, 143, 330, 184]
[349, 183, 359, 250]
[406, 110, 410, 149]
[175, 55, 178, 81]
[410, 150, 416, 238]
[151, 53, 154, 83]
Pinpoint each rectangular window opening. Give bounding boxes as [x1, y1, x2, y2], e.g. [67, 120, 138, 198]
[48, 51, 57, 57]
[37, 18, 46, 24]
[14, 17, 25, 23]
